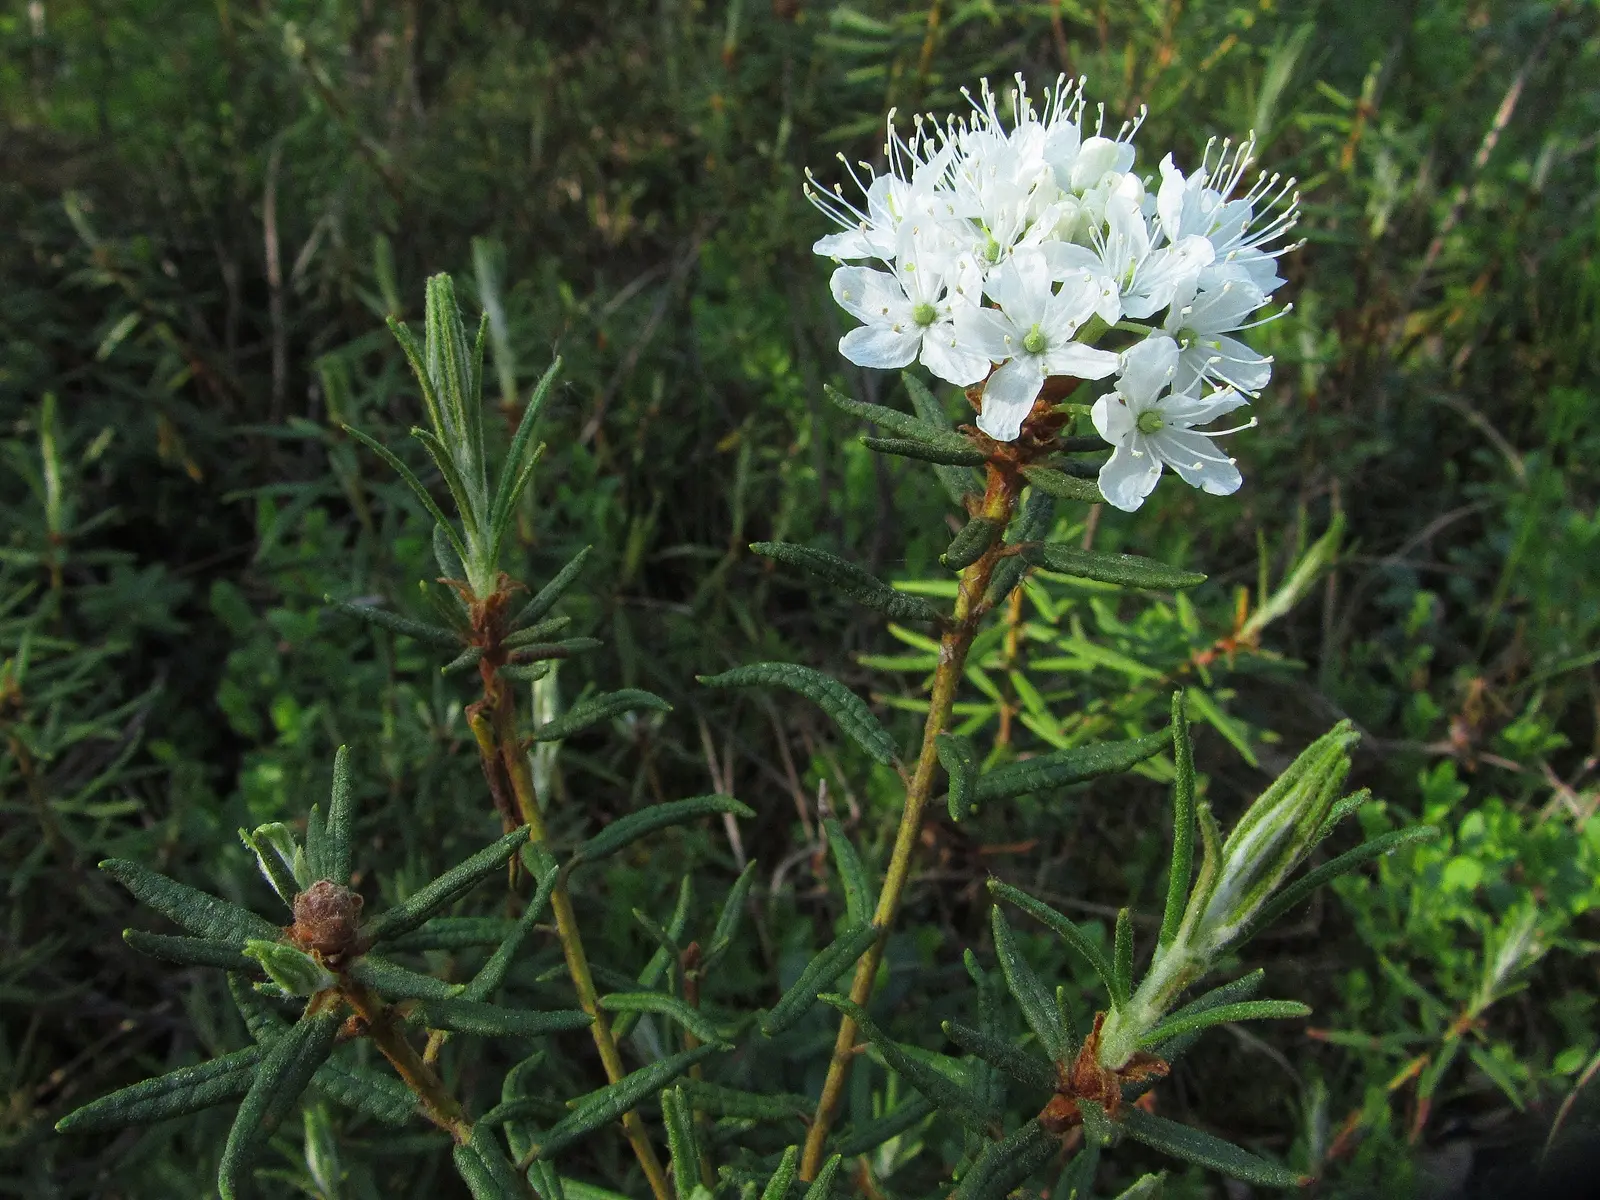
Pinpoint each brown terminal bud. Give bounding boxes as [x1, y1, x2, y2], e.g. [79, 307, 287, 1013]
[289, 880, 365, 962]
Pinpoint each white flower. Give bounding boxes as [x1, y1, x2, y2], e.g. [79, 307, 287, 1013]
[955, 249, 1119, 441]
[1163, 278, 1273, 396]
[1047, 193, 1214, 325]
[1157, 141, 1300, 296]
[830, 241, 989, 386]
[1091, 335, 1254, 511]
[806, 116, 957, 262]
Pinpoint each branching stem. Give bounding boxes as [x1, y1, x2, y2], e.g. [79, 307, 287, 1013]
[342, 982, 471, 1143]
[801, 463, 1021, 1178]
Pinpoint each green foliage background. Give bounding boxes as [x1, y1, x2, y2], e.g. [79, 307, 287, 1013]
[3, 0, 1598, 1196]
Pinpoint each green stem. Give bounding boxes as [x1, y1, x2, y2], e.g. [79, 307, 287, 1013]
[800, 464, 1020, 1179]
[479, 685, 674, 1200]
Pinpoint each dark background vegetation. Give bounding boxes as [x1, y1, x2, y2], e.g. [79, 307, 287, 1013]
[3, 1, 1598, 1196]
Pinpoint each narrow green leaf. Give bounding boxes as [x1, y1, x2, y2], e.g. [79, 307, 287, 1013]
[1113, 908, 1134, 1011]
[662, 1087, 701, 1200]
[1022, 544, 1207, 590]
[363, 827, 531, 944]
[1315, 787, 1372, 842]
[941, 516, 1004, 570]
[323, 595, 462, 648]
[828, 1094, 934, 1157]
[325, 745, 355, 886]
[1020, 465, 1103, 503]
[1079, 1098, 1116, 1147]
[474, 1123, 535, 1199]
[825, 384, 974, 453]
[1138, 1000, 1311, 1048]
[383, 917, 520, 953]
[239, 825, 300, 907]
[413, 998, 591, 1038]
[452, 1140, 515, 1200]
[1235, 825, 1439, 947]
[305, 803, 329, 886]
[991, 907, 1069, 1061]
[343, 425, 475, 560]
[901, 371, 983, 502]
[310, 1052, 417, 1125]
[1160, 692, 1196, 948]
[705, 860, 759, 968]
[949, 1118, 1057, 1200]
[985, 490, 1055, 606]
[122, 929, 256, 972]
[817, 994, 990, 1131]
[56, 1046, 263, 1133]
[573, 795, 753, 867]
[1144, 971, 1266, 1065]
[502, 615, 573, 649]
[410, 425, 486, 543]
[759, 1146, 801, 1200]
[513, 545, 593, 629]
[976, 729, 1172, 802]
[761, 924, 879, 1036]
[218, 1006, 343, 1199]
[823, 817, 875, 927]
[442, 645, 485, 674]
[500, 662, 555, 682]
[600, 993, 722, 1046]
[99, 859, 280, 944]
[989, 881, 1116, 1001]
[860, 435, 986, 467]
[434, 519, 467, 585]
[508, 636, 603, 664]
[937, 732, 979, 822]
[1111, 1173, 1167, 1200]
[941, 1019, 1056, 1092]
[801, 1153, 844, 1200]
[383, 318, 445, 457]
[531, 689, 672, 742]
[677, 1079, 809, 1122]
[752, 542, 943, 622]
[345, 954, 463, 1001]
[1118, 1107, 1308, 1189]
[490, 359, 560, 534]
[698, 664, 898, 766]
[533, 1044, 722, 1160]
[1052, 1143, 1100, 1200]
[462, 869, 559, 1003]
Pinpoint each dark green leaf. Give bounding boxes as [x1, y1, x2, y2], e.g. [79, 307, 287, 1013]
[991, 907, 1069, 1062]
[56, 1046, 263, 1133]
[463, 868, 559, 1003]
[825, 384, 974, 453]
[698, 664, 898, 766]
[452, 1141, 513, 1200]
[413, 998, 591, 1038]
[949, 1118, 1057, 1200]
[513, 546, 593, 629]
[502, 615, 573, 650]
[823, 818, 875, 927]
[976, 729, 1172, 803]
[985, 490, 1055, 607]
[443, 645, 486, 674]
[1020, 464, 1104, 503]
[1138, 1000, 1311, 1048]
[218, 1006, 343, 1199]
[705, 860, 760, 968]
[1080, 1098, 1116, 1146]
[1118, 1107, 1308, 1189]
[761, 924, 879, 1036]
[818, 994, 990, 1131]
[310, 1052, 417, 1125]
[325, 745, 356, 885]
[363, 827, 531, 944]
[384, 917, 520, 953]
[942, 1019, 1055, 1092]
[531, 689, 672, 741]
[828, 1094, 934, 1157]
[343, 425, 474, 564]
[1143, 971, 1266, 1066]
[323, 595, 463, 647]
[599, 993, 722, 1045]
[661, 1087, 701, 1200]
[508, 637, 603, 664]
[941, 516, 1004, 570]
[752, 542, 942, 622]
[989, 881, 1116, 1001]
[122, 929, 256, 972]
[937, 732, 980, 822]
[490, 357, 561, 535]
[574, 795, 753, 866]
[305, 803, 329, 886]
[902, 371, 984, 503]
[1022, 543, 1206, 590]
[1160, 692, 1196, 949]
[860, 435, 986, 467]
[1052, 1143, 1101, 1200]
[1113, 908, 1134, 1011]
[100, 859, 280, 944]
[533, 1044, 722, 1160]
[759, 1146, 801, 1200]
[677, 1079, 809, 1122]
[345, 955, 463, 1001]
[801, 1153, 843, 1200]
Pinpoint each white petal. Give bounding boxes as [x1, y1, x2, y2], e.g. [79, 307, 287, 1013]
[919, 326, 992, 387]
[1162, 387, 1250, 427]
[1116, 336, 1181, 407]
[1042, 342, 1120, 381]
[1097, 439, 1164, 511]
[976, 359, 1044, 442]
[1175, 335, 1272, 396]
[1091, 393, 1134, 443]
[831, 266, 911, 325]
[1184, 279, 1266, 334]
[814, 230, 876, 260]
[953, 305, 1021, 364]
[1154, 428, 1243, 495]
[839, 324, 921, 370]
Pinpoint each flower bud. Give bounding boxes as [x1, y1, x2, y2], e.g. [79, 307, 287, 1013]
[240, 822, 310, 904]
[289, 879, 366, 961]
[243, 939, 337, 997]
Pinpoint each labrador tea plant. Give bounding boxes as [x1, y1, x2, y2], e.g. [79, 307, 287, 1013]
[56, 78, 1432, 1200]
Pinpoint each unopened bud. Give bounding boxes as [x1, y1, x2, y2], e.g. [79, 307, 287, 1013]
[289, 880, 365, 961]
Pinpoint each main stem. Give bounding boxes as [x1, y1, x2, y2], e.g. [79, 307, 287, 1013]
[801, 464, 1019, 1179]
[482, 685, 674, 1200]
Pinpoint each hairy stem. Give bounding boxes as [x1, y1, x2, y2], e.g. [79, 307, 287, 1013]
[801, 464, 1020, 1178]
[343, 982, 471, 1142]
[479, 683, 674, 1200]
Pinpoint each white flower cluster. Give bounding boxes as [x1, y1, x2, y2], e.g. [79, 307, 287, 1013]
[807, 76, 1299, 511]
